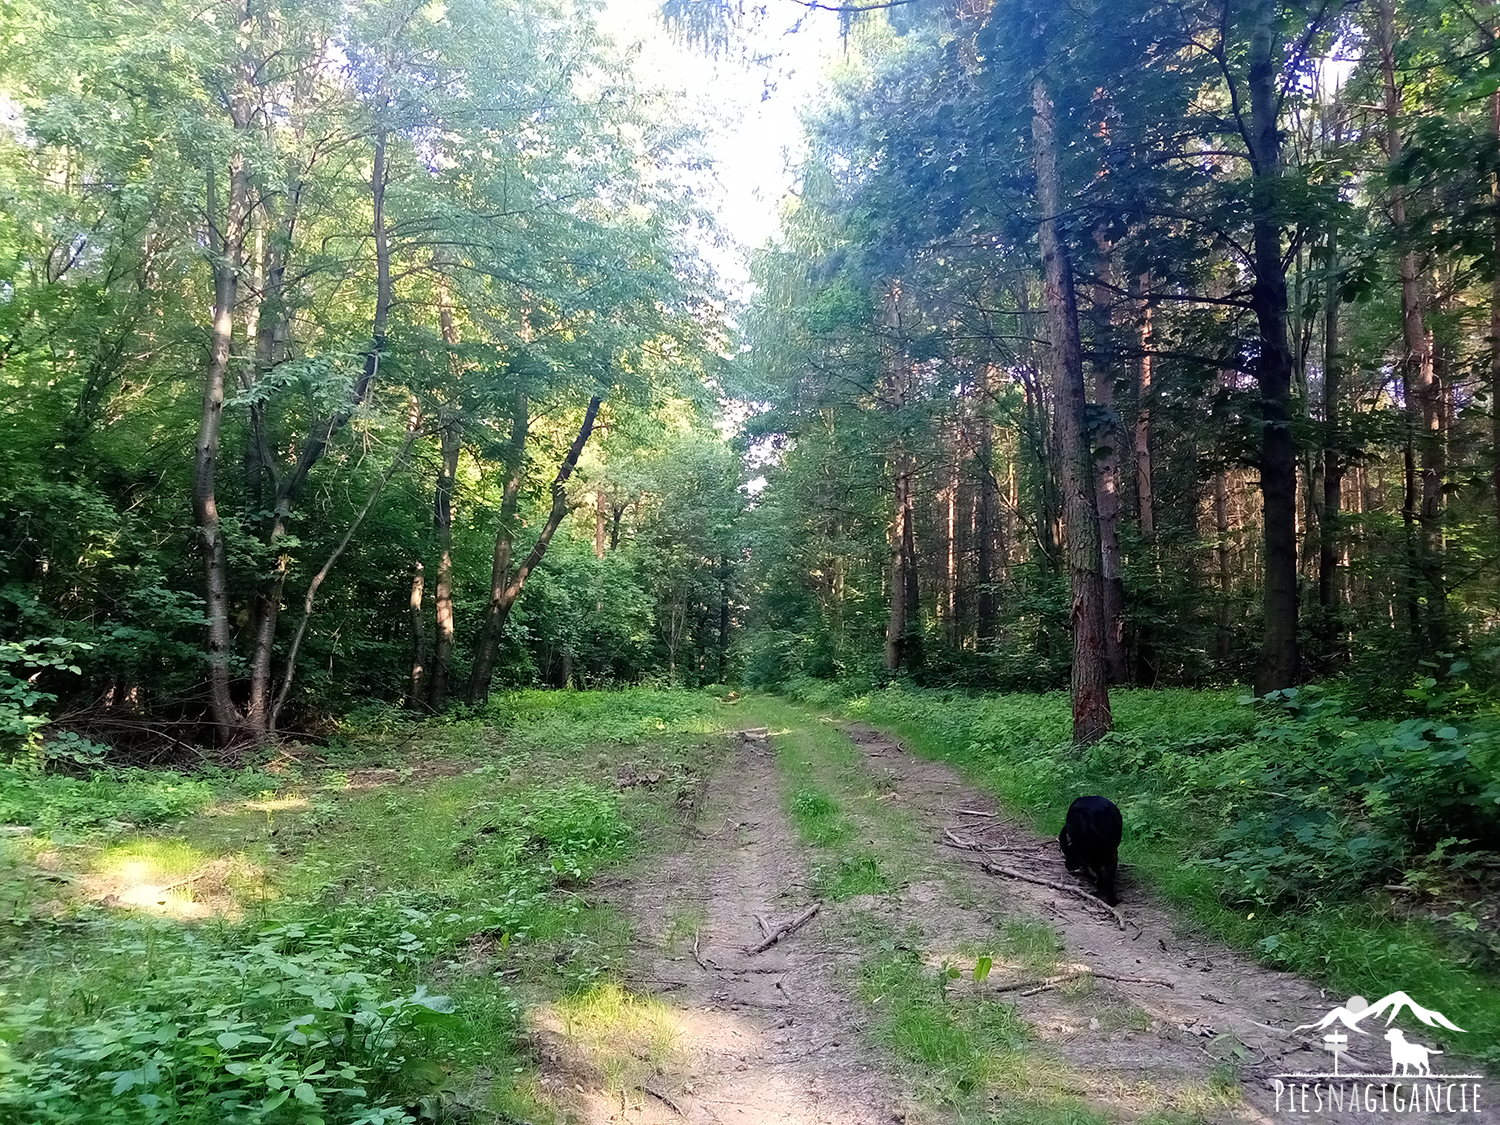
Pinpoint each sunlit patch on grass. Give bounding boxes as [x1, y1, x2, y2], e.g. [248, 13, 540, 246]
[537, 983, 682, 1097]
[1000, 917, 1064, 975]
[83, 838, 264, 919]
[242, 795, 309, 812]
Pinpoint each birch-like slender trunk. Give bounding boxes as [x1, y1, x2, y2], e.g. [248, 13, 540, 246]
[194, 125, 253, 742]
[467, 396, 603, 703]
[245, 127, 391, 739]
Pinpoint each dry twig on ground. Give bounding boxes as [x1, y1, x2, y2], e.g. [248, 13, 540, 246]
[745, 902, 821, 954]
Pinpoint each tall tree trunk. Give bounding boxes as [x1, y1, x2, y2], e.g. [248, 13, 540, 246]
[245, 128, 391, 739]
[885, 452, 920, 672]
[1319, 229, 1345, 657]
[1135, 276, 1155, 539]
[1492, 74, 1500, 535]
[881, 282, 922, 674]
[1032, 73, 1112, 746]
[427, 417, 461, 710]
[1246, 0, 1300, 694]
[595, 492, 609, 557]
[467, 395, 603, 704]
[976, 365, 999, 645]
[1091, 232, 1128, 683]
[945, 433, 959, 646]
[1214, 470, 1233, 662]
[718, 555, 732, 681]
[269, 422, 419, 734]
[1378, 0, 1439, 649]
[427, 280, 465, 710]
[408, 561, 427, 706]
[194, 143, 253, 742]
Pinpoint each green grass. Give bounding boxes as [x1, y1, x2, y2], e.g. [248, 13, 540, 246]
[780, 680, 1500, 1068]
[0, 688, 740, 1124]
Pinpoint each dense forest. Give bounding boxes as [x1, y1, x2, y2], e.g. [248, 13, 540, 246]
[6, 0, 1500, 751]
[6, 1, 1500, 1123]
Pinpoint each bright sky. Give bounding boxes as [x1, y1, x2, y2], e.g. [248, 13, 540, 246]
[597, 0, 845, 295]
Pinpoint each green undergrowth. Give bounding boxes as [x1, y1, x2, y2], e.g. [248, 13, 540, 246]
[0, 688, 736, 1124]
[856, 937, 1211, 1124]
[0, 762, 277, 836]
[779, 678, 1500, 1065]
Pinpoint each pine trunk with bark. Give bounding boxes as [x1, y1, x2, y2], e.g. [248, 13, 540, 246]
[1378, 0, 1444, 646]
[1246, 1, 1300, 694]
[1032, 72, 1112, 746]
[1091, 233, 1128, 683]
[1135, 277, 1155, 539]
[976, 365, 1000, 645]
[1319, 228, 1345, 655]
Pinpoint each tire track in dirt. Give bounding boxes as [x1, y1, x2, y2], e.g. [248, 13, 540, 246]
[840, 721, 1473, 1125]
[540, 728, 917, 1124]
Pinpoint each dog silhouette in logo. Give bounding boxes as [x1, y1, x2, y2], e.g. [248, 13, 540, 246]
[1385, 1028, 1442, 1076]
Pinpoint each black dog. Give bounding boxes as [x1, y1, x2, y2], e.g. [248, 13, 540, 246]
[1058, 795, 1123, 905]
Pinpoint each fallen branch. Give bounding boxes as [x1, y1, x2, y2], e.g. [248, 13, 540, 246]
[942, 830, 1049, 855]
[977, 861, 1129, 930]
[642, 1082, 684, 1116]
[691, 930, 710, 971]
[953, 808, 999, 817]
[754, 913, 773, 939]
[990, 964, 1175, 996]
[745, 902, 821, 954]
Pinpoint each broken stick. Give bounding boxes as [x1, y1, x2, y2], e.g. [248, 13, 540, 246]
[942, 830, 1045, 855]
[643, 1082, 684, 1116]
[745, 902, 822, 954]
[977, 861, 1129, 930]
[991, 964, 1175, 996]
[691, 930, 710, 971]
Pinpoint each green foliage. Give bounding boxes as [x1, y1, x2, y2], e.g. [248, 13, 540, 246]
[859, 942, 1055, 1108]
[1200, 688, 1500, 907]
[482, 688, 725, 751]
[0, 688, 727, 1123]
[0, 763, 217, 834]
[788, 786, 848, 848]
[0, 638, 92, 758]
[0, 917, 455, 1124]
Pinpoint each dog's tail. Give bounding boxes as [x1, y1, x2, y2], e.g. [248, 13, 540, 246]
[1431, 1049, 1444, 1055]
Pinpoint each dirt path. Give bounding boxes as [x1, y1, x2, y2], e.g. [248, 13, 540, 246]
[839, 721, 1471, 1125]
[537, 728, 915, 1124]
[537, 708, 1476, 1125]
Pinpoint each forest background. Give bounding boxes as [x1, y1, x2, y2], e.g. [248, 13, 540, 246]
[6, 0, 1500, 1119]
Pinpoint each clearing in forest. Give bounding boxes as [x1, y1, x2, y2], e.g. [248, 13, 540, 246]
[2, 690, 1488, 1125]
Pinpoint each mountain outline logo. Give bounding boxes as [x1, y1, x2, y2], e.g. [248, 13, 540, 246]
[1271, 986, 1483, 1115]
[1292, 991, 1467, 1040]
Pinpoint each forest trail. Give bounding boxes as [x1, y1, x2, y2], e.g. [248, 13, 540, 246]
[534, 724, 913, 1124]
[538, 701, 1468, 1125]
